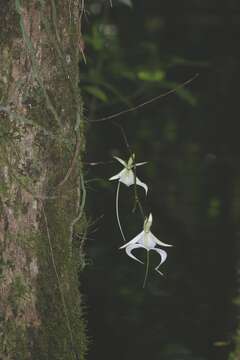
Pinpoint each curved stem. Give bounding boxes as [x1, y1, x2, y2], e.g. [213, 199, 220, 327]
[116, 181, 126, 242]
[132, 164, 145, 220]
[143, 251, 150, 288]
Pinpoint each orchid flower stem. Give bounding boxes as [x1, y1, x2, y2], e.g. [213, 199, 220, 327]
[116, 181, 126, 242]
[132, 166, 145, 220]
[133, 190, 145, 220]
[137, 197, 145, 220]
[132, 165, 137, 213]
[143, 251, 150, 288]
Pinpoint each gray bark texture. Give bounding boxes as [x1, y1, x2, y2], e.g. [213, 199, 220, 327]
[0, 1, 87, 359]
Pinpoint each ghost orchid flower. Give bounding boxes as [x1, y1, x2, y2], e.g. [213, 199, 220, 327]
[109, 154, 148, 194]
[120, 214, 172, 285]
[109, 154, 148, 242]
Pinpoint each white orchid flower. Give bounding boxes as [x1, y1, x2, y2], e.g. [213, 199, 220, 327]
[120, 214, 172, 285]
[109, 154, 148, 194]
[109, 154, 148, 242]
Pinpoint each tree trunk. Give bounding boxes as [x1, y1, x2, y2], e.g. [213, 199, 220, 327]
[0, 1, 87, 359]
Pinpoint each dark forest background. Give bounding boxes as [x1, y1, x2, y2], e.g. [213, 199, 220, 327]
[80, 1, 240, 359]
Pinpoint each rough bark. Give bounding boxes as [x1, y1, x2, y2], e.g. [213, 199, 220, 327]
[0, 1, 87, 359]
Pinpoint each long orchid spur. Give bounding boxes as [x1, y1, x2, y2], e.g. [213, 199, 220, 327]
[109, 154, 148, 242]
[120, 213, 172, 286]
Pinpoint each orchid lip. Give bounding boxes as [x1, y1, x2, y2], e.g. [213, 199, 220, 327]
[120, 216, 172, 276]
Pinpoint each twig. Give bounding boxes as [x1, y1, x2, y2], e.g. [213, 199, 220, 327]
[89, 73, 199, 123]
[113, 121, 132, 156]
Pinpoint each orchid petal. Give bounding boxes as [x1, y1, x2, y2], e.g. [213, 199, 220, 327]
[109, 169, 125, 181]
[155, 268, 164, 276]
[154, 248, 167, 265]
[120, 230, 144, 249]
[136, 177, 148, 195]
[125, 243, 145, 264]
[150, 233, 172, 247]
[109, 173, 121, 181]
[153, 248, 167, 275]
[136, 161, 148, 166]
[113, 156, 127, 167]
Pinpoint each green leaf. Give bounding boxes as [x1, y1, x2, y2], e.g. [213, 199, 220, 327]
[137, 69, 165, 82]
[85, 25, 105, 51]
[84, 86, 108, 102]
[208, 198, 221, 219]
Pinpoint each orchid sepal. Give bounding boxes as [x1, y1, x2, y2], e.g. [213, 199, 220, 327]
[113, 156, 127, 167]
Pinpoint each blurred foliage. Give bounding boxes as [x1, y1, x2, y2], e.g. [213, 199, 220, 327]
[160, 344, 206, 360]
[80, 1, 240, 360]
[81, 1, 199, 116]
